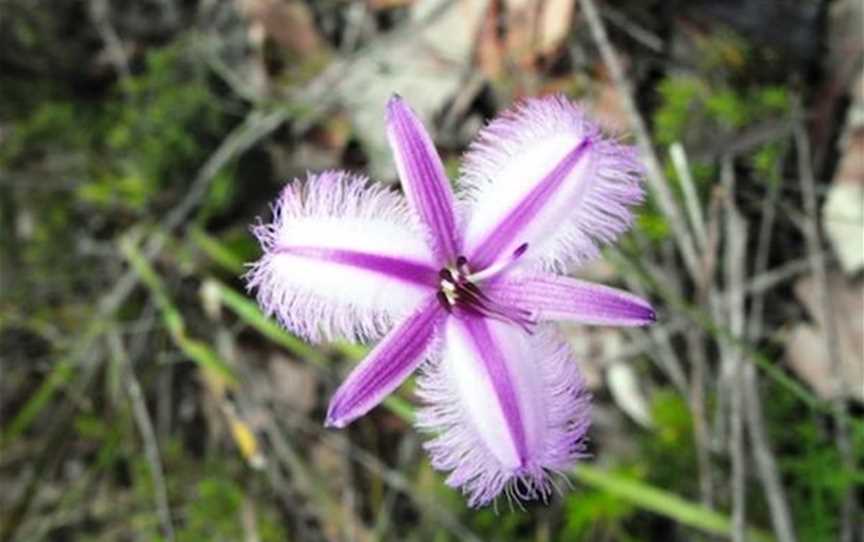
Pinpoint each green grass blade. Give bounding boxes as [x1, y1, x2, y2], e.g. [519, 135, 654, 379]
[204, 279, 326, 366]
[571, 465, 775, 542]
[2, 319, 108, 443]
[2, 359, 74, 442]
[121, 237, 236, 385]
[188, 227, 246, 275]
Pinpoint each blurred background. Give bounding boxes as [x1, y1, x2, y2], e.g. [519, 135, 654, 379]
[1, 0, 862, 540]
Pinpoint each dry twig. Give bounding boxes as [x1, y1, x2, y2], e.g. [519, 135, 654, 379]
[578, 0, 701, 281]
[108, 332, 175, 542]
[721, 158, 748, 542]
[795, 122, 857, 542]
[744, 144, 797, 542]
[669, 143, 716, 509]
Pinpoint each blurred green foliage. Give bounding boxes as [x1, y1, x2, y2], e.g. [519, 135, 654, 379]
[1, 41, 226, 213]
[130, 443, 285, 542]
[763, 380, 864, 541]
[87, 44, 225, 212]
[636, 65, 791, 244]
[562, 474, 637, 541]
[653, 75, 788, 146]
[641, 391, 698, 496]
[71, 412, 285, 541]
[0, 39, 234, 324]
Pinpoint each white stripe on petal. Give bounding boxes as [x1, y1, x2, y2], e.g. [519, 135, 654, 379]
[246, 171, 437, 343]
[458, 95, 645, 271]
[416, 319, 591, 507]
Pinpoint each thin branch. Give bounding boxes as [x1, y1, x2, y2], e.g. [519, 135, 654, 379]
[619, 274, 689, 395]
[685, 328, 715, 508]
[744, 143, 797, 542]
[745, 257, 813, 297]
[108, 332, 175, 542]
[743, 366, 797, 542]
[579, 0, 702, 280]
[440, 71, 486, 136]
[668, 142, 716, 508]
[721, 157, 747, 542]
[670, 143, 708, 253]
[162, 109, 288, 232]
[0, 106, 292, 539]
[600, 4, 664, 53]
[88, 0, 132, 82]
[371, 435, 418, 538]
[341, 0, 371, 54]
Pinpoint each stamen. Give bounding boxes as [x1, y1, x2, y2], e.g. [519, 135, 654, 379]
[437, 250, 535, 333]
[466, 243, 529, 283]
[436, 291, 453, 312]
[457, 286, 535, 334]
[456, 256, 470, 276]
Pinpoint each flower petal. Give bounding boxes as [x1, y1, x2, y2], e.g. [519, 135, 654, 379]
[326, 295, 445, 428]
[459, 95, 644, 271]
[488, 273, 655, 326]
[246, 171, 438, 343]
[387, 96, 460, 262]
[416, 318, 591, 507]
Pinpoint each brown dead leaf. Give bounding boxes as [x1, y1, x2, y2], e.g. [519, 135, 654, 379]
[588, 78, 632, 133]
[785, 273, 864, 402]
[475, 0, 576, 78]
[539, 61, 633, 133]
[275, 114, 353, 177]
[811, 0, 864, 163]
[366, 0, 416, 9]
[503, 0, 537, 68]
[334, 0, 488, 179]
[506, 0, 574, 64]
[832, 129, 864, 187]
[475, 0, 505, 78]
[536, 0, 576, 55]
[238, 0, 323, 54]
[823, 69, 864, 274]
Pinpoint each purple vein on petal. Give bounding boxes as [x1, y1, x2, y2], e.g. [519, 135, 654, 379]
[326, 296, 445, 428]
[489, 274, 655, 326]
[275, 246, 439, 287]
[460, 316, 529, 465]
[387, 96, 460, 262]
[469, 137, 593, 268]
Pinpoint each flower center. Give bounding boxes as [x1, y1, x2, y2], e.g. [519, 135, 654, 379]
[436, 246, 534, 332]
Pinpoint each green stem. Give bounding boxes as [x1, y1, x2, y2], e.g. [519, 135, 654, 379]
[572, 465, 775, 542]
[121, 237, 236, 386]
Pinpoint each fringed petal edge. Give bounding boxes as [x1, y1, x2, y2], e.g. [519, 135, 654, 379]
[246, 171, 436, 343]
[458, 94, 645, 272]
[415, 325, 591, 507]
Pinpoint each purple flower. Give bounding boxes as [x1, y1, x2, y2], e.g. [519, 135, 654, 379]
[247, 95, 654, 507]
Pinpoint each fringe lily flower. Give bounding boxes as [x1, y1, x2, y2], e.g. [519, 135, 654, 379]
[247, 95, 654, 507]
